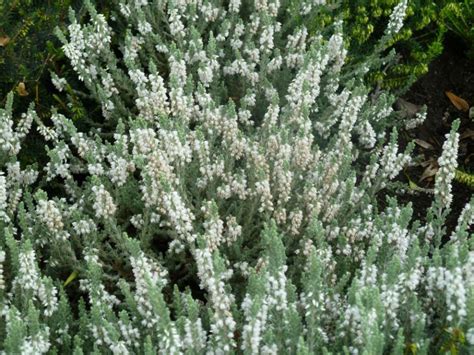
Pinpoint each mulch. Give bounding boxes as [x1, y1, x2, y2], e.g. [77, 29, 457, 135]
[396, 33, 474, 235]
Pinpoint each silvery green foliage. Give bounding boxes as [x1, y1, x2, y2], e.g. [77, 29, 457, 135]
[0, 0, 473, 353]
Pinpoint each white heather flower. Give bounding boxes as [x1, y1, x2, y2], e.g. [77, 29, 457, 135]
[124, 35, 144, 62]
[72, 219, 96, 235]
[119, 3, 131, 17]
[107, 154, 133, 186]
[338, 94, 367, 144]
[130, 214, 144, 229]
[155, 43, 169, 54]
[160, 190, 196, 243]
[0, 172, 8, 222]
[118, 319, 140, 348]
[289, 210, 303, 235]
[0, 249, 5, 290]
[405, 108, 427, 130]
[92, 184, 116, 219]
[36, 199, 64, 234]
[260, 26, 275, 51]
[130, 252, 168, 328]
[109, 341, 130, 355]
[0, 110, 21, 155]
[426, 251, 472, 323]
[225, 216, 242, 244]
[434, 122, 459, 209]
[255, 179, 274, 213]
[467, 328, 474, 345]
[379, 140, 411, 180]
[385, 0, 408, 36]
[17, 248, 40, 291]
[14, 249, 58, 316]
[450, 199, 474, 241]
[241, 266, 289, 353]
[202, 202, 225, 251]
[51, 72, 67, 92]
[87, 14, 112, 55]
[229, 0, 241, 12]
[183, 318, 207, 351]
[62, 23, 86, 80]
[300, 0, 326, 15]
[20, 329, 51, 355]
[198, 65, 214, 86]
[357, 121, 377, 148]
[138, 21, 153, 35]
[36, 280, 59, 317]
[194, 245, 236, 351]
[169, 9, 185, 37]
[16, 110, 35, 139]
[130, 128, 158, 155]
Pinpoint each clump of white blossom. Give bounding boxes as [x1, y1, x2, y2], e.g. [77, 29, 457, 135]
[0, 0, 472, 353]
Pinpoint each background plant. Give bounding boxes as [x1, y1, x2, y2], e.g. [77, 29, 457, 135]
[440, 0, 474, 59]
[0, 0, 74, 110]
[0, 0, 114, 168]
[288, 0, 447, 90]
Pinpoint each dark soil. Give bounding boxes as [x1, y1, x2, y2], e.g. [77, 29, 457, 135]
[397, 34, 474, 235]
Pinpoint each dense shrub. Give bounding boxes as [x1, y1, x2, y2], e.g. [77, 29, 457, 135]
[0, 0, 472, 354]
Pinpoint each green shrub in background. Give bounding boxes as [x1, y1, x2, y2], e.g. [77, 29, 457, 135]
[346, 0, 446, 90]
[0, 0, 73, 109]
[0, 0, 76, 169]
[441, 0, 474, 59]
[0, 1, 112, 117]
[0, 0, 114, 168]
[289, 0, 445, 90]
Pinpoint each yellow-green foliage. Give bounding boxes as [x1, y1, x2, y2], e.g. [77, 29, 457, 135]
[298, 0, 446, 90]
[441, 0, 474, 59]
[343, 0, 445, 90]
[455, 169, 474, 189]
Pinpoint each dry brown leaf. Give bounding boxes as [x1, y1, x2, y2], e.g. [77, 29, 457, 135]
[395, 98, 423, 118]
[461, 128, 474, 140]
[419, 162, 439, 182]
[445, 91, 470, 112]
[16, 82, 29, 96]
[414, 139, 435, 150]
[420, 158, 436, 167]
[0, 36, 10, 47]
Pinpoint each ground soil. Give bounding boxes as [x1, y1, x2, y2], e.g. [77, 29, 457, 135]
[396, 34, 474, 235]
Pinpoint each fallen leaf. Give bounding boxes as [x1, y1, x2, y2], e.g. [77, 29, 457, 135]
[395, 98, 423, 118]
[0, 36, 10, 47]
[420, 158, 436, 167]
[419, 162, 439, 182]
[404, 172, 419, 190]
[445, 91, 470, 112]
[16, 82, 28, 96]
[404, 171, 434, 193]
[64, 270, 78, 287]
[414, 139, 435, 150]
[465, 153, 474, 165]
[460, 128, 474, 140]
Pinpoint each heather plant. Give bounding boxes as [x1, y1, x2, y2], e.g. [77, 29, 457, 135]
[0, 0, 473, 354]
